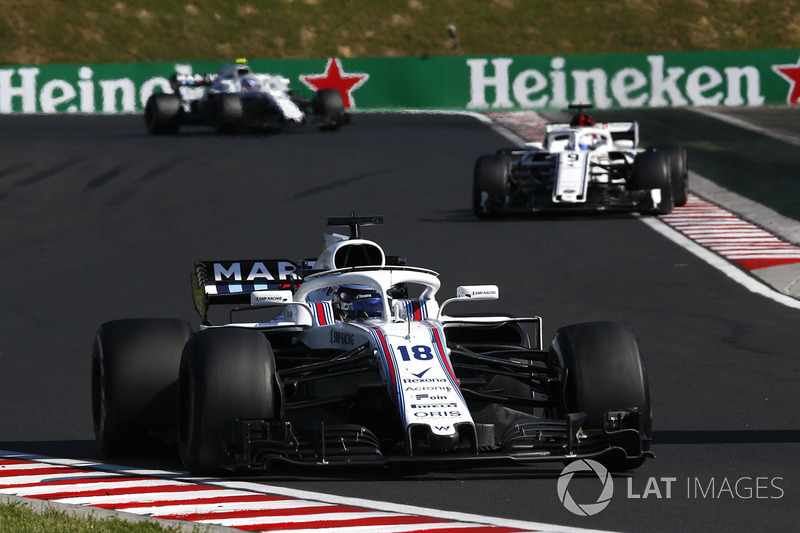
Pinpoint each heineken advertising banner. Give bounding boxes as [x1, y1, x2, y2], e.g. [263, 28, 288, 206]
[1, 49, 800, 114]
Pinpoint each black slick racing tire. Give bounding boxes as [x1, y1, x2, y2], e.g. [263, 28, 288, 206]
[214, 93, 244, 134]
[473, 154, 511, 218]
[144, 93, 182, 135]
[92, 318, 193, 456]
[313, 88, 345, 131]
[549, 321, 651, 472]
[631, 150, 673, 215]
[178, 328, 280, 475]
[652, 145, 689, 207]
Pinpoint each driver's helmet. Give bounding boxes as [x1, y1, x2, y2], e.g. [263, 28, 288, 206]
[570, 112, 595, 127]
[241, 77, 259, 91]
[332, 284, 383, 320]
[578, 133, 596, 150]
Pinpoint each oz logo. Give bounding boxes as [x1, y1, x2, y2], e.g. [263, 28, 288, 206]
[557, 459, 614, 516]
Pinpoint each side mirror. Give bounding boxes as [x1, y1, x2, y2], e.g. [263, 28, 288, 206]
[614, 139, 635, 149]
[439, 285, 499, 318]
[456, 285, 499, 299]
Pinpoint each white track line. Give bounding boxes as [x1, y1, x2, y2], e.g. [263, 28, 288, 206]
[641, 216, 800, 310]
[122, 499, 333, 517]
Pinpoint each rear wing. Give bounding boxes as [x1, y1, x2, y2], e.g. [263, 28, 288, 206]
[191, 255, 407, 323]
[192, 259, 304, 323]
[171, 73, 217, 89]
[545, 121, 639, 147]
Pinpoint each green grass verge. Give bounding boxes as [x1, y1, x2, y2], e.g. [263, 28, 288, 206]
[0, 501, 188, 533]
[1, 0, 798, 66]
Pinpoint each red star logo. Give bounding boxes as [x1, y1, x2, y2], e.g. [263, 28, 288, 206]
[773, 56, 800, 104]
[300, 58, 369, 109]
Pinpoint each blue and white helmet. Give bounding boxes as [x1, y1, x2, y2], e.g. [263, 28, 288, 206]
[333, 284, 383, 320]
[240, 77, 259, 91]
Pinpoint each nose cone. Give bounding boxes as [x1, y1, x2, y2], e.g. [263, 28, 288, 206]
[427, 428, 461, 452]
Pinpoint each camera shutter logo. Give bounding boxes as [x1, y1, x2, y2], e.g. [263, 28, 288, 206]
[557, 459, 614, 516]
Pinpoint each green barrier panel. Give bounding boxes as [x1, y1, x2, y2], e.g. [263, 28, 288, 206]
[1, 49, 799, 114]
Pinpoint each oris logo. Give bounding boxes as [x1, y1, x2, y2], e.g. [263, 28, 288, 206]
[413, 411, 460, 418]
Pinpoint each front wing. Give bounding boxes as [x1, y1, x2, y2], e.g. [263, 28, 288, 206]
[497, 186, 661, 216]
[222, 408, 653, 471]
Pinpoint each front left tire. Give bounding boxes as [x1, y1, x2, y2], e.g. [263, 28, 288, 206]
[312, 88, 345, 131]
[549, 321, 651, 471]
[214, 93, 244, 134]
[657, 145, 689, 207]
[144, 93, 182, 135]
[178, 328, 281, 475]
[631, 150, 673, 215]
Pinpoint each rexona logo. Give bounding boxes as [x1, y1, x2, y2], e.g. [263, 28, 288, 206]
[467, 55, 766, 109]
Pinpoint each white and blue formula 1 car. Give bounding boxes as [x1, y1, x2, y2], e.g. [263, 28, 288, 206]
[91, 216, 653, 475]
[473, 105, 688, 217]
[144, 59, 346, 135]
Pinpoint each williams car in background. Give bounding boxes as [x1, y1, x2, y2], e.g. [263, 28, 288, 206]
[144, 59, 346, 135]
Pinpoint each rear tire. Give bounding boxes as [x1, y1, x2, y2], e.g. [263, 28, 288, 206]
[313, 88, 345, 131]
[178, 328, 280, 475]
[631, 150, 673, 215]
[144, 93, 182, 135]
[214, 93, 243, 134]
[549, 321, 651, 471]
[473, 154, 511, 218]
[92, 318, 192, 456]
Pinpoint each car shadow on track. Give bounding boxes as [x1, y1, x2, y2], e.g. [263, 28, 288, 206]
[653, 429, 800, 445]
[224, 465, 569, 483]
[0, 440, 182, 471]
[0, 440, 570, 482]
[424, 208, 646, 223]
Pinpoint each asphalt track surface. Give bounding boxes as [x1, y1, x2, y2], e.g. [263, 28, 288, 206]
[1, 110, 799, 532]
